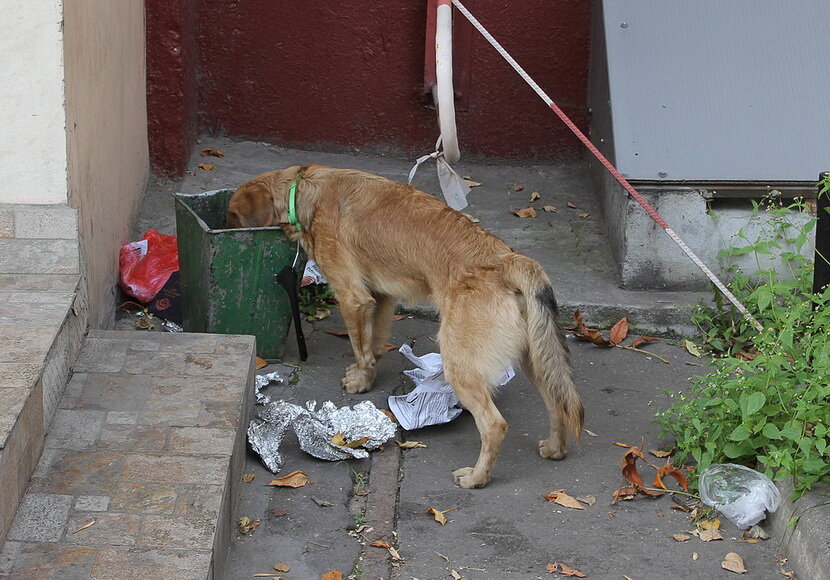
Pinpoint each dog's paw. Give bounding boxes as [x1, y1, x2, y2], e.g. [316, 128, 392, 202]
[342, 363, 375, 394]
[452, 467, 489, 489]
[538, 438, 567, 460]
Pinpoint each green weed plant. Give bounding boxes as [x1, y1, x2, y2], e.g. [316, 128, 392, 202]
[657, 186, 830, 495]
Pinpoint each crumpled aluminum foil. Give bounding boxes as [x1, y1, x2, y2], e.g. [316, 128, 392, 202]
[255, 371, 284, 405]
[162, 320, 183, 332]
[247, 399, 397, 473]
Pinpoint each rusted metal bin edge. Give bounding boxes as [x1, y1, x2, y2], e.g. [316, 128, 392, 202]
[173, 190, 294, 360]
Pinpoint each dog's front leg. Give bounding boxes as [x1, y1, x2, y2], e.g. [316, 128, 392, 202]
[338, 290, 378, 394]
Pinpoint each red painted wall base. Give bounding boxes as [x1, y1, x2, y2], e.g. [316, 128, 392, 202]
[146, 1, 591, 176]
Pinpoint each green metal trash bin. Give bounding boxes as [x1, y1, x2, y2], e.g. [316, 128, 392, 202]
[174, 189, 295, 360]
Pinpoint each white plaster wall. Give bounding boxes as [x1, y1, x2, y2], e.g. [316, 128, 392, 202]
[0, 1, 68, 204]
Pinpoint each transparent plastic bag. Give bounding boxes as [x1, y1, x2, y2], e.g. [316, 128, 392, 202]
[698, 463, 781, 529]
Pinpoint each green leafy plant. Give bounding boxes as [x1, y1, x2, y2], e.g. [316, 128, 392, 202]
[298, 284, 337, 320]
[657, 188, 830, 495]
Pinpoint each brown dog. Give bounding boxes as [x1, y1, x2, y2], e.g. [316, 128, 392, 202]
[227, 165, 583, 488]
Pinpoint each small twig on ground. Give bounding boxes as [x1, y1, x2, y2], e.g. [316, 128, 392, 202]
[642, 487, 701, 500]
[615, 344, 671, 364]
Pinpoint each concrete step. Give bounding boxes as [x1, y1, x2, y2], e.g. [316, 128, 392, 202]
[0, 330, 255, 579]
[0, 274, 86, 552]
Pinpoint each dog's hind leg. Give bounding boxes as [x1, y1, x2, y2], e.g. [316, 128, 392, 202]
[439, 279, 524, 488]
[370, 293, 396, 360]
[443, 365, 508, 489]
[521, 356, 569, 459]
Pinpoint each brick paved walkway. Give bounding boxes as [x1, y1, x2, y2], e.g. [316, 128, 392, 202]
[0, 330, 254, 579]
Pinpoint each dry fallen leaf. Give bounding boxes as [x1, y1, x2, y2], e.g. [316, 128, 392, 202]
[331, 433, 370, 449]
[578, 212, 591, 219]
[576, 495, 597, 506]
[546, 562, 587, 577]
[238, 516, 261, 535]
[569, 310, 611, 347]
[71, 520, 96, 534]
[370, 540, 403, 561]
[722, 552, 748, 574]
[612, 486, 638, 503]
[632, 336, 661, 348]
[692, 552, 699, 561]
[620, 446, 646, 487]
[321, 572, 344, 580]
[542, 489, 585, 510]
[543, 205, 558, 212]
[743, 525, 769, 540]
[692, 519, 723, 542]
[672, 533, 691, 542]
[271, 509, 287, 517]
[462, 178, 481, 187]
[426, 507, 452, 525]
[197, 163, 215, 171]
[511, 184, 525, 191]
[684, 339, 702, 357]
[583, 428, 598, 437]
[530, 191, 541, 202]
[397, 440, 428, 449]
[311, 497, 333, 507]
[255, 356, 268, 370]
[325, 330, 350, 337]
[381, 409, 399, 423]
[649, 449, 673, 458]
[273, 562, 290, 573]
[242, 472, 255, 484]
[653, 461, 689, 491]
[609, 317, 629, 345]
[264, 470, 309, 488]
[200, 148, 224, 158]
[511, 207, 537, 218]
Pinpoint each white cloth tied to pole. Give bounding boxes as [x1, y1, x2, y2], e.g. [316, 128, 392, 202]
[388, 344, 514, 430]
[408, 137, 471, 211]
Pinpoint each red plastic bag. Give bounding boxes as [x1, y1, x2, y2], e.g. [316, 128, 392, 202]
[119, 229, 179, 303]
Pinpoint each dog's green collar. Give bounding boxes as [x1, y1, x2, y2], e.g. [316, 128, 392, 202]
[288, 170, 303, 231]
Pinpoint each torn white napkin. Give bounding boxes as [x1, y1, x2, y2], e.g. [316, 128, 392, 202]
[408, 137, 471, 211]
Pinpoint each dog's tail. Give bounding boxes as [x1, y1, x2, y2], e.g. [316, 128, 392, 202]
[503, 254, 584, 443]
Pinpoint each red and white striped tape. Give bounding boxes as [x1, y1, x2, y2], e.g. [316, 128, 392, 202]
[451, 0, 763, 332]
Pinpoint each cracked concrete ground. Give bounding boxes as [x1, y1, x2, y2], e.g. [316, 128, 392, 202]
[121, 138, 801, 579]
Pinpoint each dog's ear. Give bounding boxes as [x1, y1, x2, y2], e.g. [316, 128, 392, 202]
[226, 181, 276, 228]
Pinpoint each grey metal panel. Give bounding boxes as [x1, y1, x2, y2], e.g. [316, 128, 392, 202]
[588, 0, 615, 165]
[599, 1, 830, 182]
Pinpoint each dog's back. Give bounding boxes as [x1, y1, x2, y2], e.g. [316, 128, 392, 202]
[303, 167, 515, 306]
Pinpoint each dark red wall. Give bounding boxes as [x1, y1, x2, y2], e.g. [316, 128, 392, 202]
[147, 0, 591, 176]
[146, 0, 199, 176]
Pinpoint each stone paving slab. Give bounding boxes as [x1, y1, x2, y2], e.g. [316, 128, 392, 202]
[0, 331, 255, 579]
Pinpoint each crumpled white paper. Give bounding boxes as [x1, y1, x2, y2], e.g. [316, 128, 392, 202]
[301, 260, 327, 287]
[388, 344, 514, 430]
